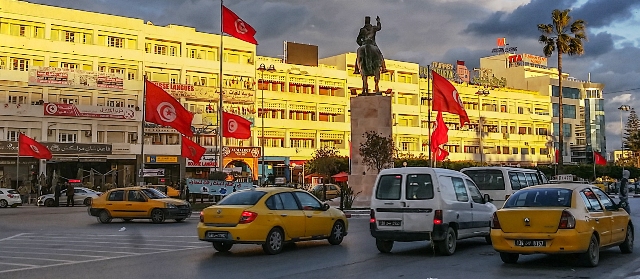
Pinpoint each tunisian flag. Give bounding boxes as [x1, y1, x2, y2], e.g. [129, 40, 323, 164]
[432, 70, 469, 126]
[434, 147, 449, 162]
[555, 149, 560, 164]
[594, 151, 607, 166]
[181, 136, 206, 164]
[222, 5, 258, 45]
[430, 111, 449, 162]
[19, 133, 52, 160]
[222, 111, 252, 139]
[145, 80, 194, 137]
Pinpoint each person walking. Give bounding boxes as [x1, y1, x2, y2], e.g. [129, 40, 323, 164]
[18, 183, 29, 204]
[620, 170, 631, 214]
[54, 182, 61, 207]
[66, 182, 75, 207]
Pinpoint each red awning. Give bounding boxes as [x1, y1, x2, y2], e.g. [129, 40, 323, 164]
[331, 172, 349, 182]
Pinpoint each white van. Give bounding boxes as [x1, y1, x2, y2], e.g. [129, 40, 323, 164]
[460, 167, 548, 208]
[370, 167, 496, 255]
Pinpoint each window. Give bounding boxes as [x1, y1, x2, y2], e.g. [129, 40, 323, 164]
[531, 148, 536, 155]
[218, 191, 266, 205]
[553, 123, 572, 137]
[65, 31, 75, 42]
[107, 190, 125, 201]
[19, 25, 26, 37]
[82, 34, 91, 44]
[127, 72, 136, 80]
[540, 148, 549, 155]
[110, 68, 125, 74]
[466, 180, 484, 204]
[521, 148, 529, 155]
[592, 188, 616, 210]
[189, 49, 197, 58]
[12, 58, 28, 71]
[277, 192, 300, 210]
[580, 189, 603, 212]
[60, 97, 78, 104]
[451, 177, 469, 202]
[265, 195, 285, 210]
[504, 188, 572, 208]
[108, 36, 124, 48]
[552, 86, 580, 99]
[405, 174, 434, 200]
[154, 45, 167, 55]
[462, 169, 505, 190]
[107, 99, 124, 107]
[552, 104, 577, 119]
[60, 62, 78, 69]
[376, 175, 402, 200]
[9, 95, 27, 104]
[509, 172, 523, 190]
[170, 47, 177, 56]
[58, 133, 77, 143]
[525, 173, 539, 185]
[7, 130, 20, 141]
[293, 192, 322, 210]
[127, 190, 146, 202]
[512, 147, 518, 154]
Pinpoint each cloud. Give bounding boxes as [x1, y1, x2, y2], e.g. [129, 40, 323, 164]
[610, 94, 632, 105]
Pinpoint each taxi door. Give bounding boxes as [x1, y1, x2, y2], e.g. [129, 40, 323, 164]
[294, 191, 333, 238]
[593, 188, 628, 243]
[125, 190, 150, 218]
[105, 190, 127, 218]
[269, 192, 306, 239]
[581, 189, 612, 245]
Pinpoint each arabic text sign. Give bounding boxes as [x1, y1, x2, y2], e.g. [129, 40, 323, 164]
[28, 67, 124, 90]
[186, 178, 253, 196]
[44, 103, 137, 120]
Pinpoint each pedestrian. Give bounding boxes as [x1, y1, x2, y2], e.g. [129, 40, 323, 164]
[18, 183, 29, 204]
[620, 170, 631, 213]
[66, 182, 75, 207]
[54, 182, 61, 207]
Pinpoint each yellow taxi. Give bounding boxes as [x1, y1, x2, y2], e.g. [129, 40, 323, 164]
[146, 185, 181, 198]
[490, 184, 633, 267]
[89, 187, 191, 224]
[197, 187, 348, 255]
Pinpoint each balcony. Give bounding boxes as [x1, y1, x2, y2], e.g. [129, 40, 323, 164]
[261, 90, 348, 104]
[262, 118, 350, 132]
[263, 147, 349, 158]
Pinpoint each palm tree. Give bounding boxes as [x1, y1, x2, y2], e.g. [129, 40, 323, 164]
[538, 9, 587, 173]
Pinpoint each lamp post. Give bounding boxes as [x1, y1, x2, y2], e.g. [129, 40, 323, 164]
[619, 105, 632, 168]
[258, 63, 276, 187]
[475, 88, 490, 165]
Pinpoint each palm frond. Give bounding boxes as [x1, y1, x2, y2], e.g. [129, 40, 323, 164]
[543, 44, 555, 57]
[538, 23, 552, 34]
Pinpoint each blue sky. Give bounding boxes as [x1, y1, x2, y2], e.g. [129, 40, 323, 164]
[26, 0, 640, 154]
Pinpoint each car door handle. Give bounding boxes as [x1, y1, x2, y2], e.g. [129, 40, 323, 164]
[470, 203, 474, 208]
[126, 204, 132, 206]
[306, 215, 313, 218]
[107, 203, 113, 206]
[280, 214, 288, 217]
[595, 218, 599, 222]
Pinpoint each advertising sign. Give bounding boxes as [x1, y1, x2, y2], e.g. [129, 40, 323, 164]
[139, 168, 165, 177]
[150, 81, 255, 103]
[186, 178, 254, 196]
[44, 103, 136, 120]
[186, 155, 218, 167]
[28, 67, 123, 90]
[146, 156, 178, 163]
[0, 141, 111, 155]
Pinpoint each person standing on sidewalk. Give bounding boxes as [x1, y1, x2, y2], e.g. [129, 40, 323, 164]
[620, 170, 631, 214]
[66, 182, 75, 207]
[18, 183, 29, 204]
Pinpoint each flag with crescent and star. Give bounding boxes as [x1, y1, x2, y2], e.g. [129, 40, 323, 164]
[181, 135, 206, 164]
[430, 111, 450, 162]
[19, 133, 52, 160]
[222, 5, 258, 45]
[222, 111, 252, 139]
[432, 70, 470, 126]
[145, 80, 194, 137]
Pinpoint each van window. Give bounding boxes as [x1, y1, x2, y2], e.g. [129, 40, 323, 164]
[524, 173, 535, 186]
[517, 173, 527, 188]
[405, 174, 434, 200]
[465, 179, 484, 203]
[504, 188, 572, 208]
[509, 172, 522, 190]
[376, 175, 402, 200]
[451, 177, 469, 202]
[462, 169, 505, 190]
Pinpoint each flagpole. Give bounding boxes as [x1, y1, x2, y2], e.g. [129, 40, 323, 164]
[218, 0, 225, 173]
[16, 133, 20, 189]
[140, 75, 147, 185]
[428, 67, 433, 168]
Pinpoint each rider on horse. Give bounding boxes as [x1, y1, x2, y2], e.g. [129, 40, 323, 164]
[354, 16, 387, 75]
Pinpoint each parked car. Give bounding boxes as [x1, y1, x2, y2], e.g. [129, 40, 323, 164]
[145, 185, 181, 198]
[198, 187, 348, 255]
[89, 187, 191, 224]
[0, 188, 22, 208]
[37, 187, 101, 207]
[310, 184, 341, 200]
[370, 167, 496, 255]
[490, 184, 633, 266]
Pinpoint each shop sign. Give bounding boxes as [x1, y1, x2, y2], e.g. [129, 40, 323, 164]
[139, 168, 165, 177]
[150, 81, 255, 103]
[28, 66, 123, 90]
[186, 155, 218, 167]
[79, 158, 107, 162]
[186, 178, 253, 196]
[430, 62, 455, 80]
[221, 146, 261, 158]
[0, 142, 112, 155]
[44, 103, 137, 120]
[51, 157, 79, 162]
[146, 156, 178, 164]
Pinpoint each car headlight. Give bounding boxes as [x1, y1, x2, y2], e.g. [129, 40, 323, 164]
[166, 203, 177, 209]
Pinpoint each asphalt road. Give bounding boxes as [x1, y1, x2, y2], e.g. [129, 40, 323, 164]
[1, 200, 640, 279]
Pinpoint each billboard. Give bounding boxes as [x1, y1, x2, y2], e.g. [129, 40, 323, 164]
[44, 103, 137, 120]
[28, 67, 123, 90]
[285, 42, 318, 67]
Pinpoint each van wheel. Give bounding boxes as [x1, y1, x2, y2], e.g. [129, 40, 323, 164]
[500, 252, 519, 264]
[579, 234, 600, 267]
[485, 235, 492, 245]
[620, 224, 634, 254]
[436, 227, 457, 256]
[376, 238, 393, 253]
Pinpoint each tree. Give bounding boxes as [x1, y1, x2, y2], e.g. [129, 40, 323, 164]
[624, 109, 640, 167]
[538, 9, 587, 173]
[359, 131, 396, 173]
[307, 146, 344, 200]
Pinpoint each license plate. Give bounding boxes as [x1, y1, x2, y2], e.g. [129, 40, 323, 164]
[378, 220, 401, 226]
[515, 240, 546, 247]
[206, 232, 228, 239]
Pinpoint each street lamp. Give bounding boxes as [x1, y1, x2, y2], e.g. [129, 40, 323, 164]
[258, 63, 276, 187]
[619, 105, 632, 168]
[475, 88, 490, 165]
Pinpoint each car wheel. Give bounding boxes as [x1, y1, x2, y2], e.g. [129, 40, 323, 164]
[580, 234, 600, 267]
[620, 224, 634, 254]
[44, 199, 54, 207]
[485, 235, 492, 245]
[122, 218, 133, 222]
[98, 210, 112, 224]
[262, 227, 284, 255]
[83, 198, 92, 206]
[0, 199, 7, 208]
[436, 227, 457, 256]
[212, 242, 233, 252]
[151, 209, 165, 224]
[375, 238, 394, 253]
[500, 252, 519, 264]
[328, 221, 345, 245]
[175, 218, 185, 222]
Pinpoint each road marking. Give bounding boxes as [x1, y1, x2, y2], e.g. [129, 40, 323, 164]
[10, 238, 204, 248]
[0, 262, 37, 267]
[0, 233, 26, 242]
[0, 246, 139, 255]
[0, 256, 73, 263]
[27, 234, 197, 238]
[1, 251, 105, 258]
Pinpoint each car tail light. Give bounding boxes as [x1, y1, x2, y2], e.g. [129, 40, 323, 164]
[7, 194, 15, 198]
[491, 212, 501, 229]
[433, 210, 443, 225]
[558, 210, 576, 229]
[199, 211, 204, 223]
[370, 209, 376, 224]
[239, 211, 258, 224]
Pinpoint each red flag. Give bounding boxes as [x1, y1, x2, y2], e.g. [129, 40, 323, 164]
[434, 147, 449, 162]
[19, 133, 52, 160]
[145, 80, 194, 136]
[181, 136, 206, 164]
[555, 149, 560, 164]
[222, 5, 258, 45]
[222, 111, 251, 139]
[594, 151, 607, 166]
[430, 111, 449, 152]
[432, 70, 470, 126]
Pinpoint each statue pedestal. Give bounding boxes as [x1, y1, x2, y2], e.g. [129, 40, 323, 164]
[348, 95, 392, 207]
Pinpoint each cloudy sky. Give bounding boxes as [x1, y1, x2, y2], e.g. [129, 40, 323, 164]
[29, 0, 640, 154]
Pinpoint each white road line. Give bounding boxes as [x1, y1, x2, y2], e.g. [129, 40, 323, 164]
[0, 262, 38, 267]
[0, 246, 139, 255]
[23, 233, 197, 238]
[1, 251, 105, 259]
[10, 238, 204, 248]
[17, 236, 202, 244]
[0, 233, 27, 242]
[0, 256, 73, 263]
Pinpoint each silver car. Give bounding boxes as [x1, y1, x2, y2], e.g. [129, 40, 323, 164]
[37, 187, 102, 207]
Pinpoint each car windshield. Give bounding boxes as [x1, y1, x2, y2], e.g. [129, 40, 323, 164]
[462, 170, 505, 190]
[141, 188, 167, 199]
[503, 188, 572, 208]
[218, 191, 266, 205]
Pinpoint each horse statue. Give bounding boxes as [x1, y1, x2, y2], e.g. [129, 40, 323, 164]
[354, 16, 387, 95]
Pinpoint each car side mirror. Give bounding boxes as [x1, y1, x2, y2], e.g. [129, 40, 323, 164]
[483, 194, 493, 203]
[322, 203, 330, 211]
[618, 201, 628, 210]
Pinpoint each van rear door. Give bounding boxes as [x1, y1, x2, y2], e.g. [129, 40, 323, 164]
[372, 174, 405, 231]
[402, 173, 436, 233]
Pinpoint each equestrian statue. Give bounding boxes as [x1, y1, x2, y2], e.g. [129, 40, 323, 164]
[354, 16, 387, 95]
